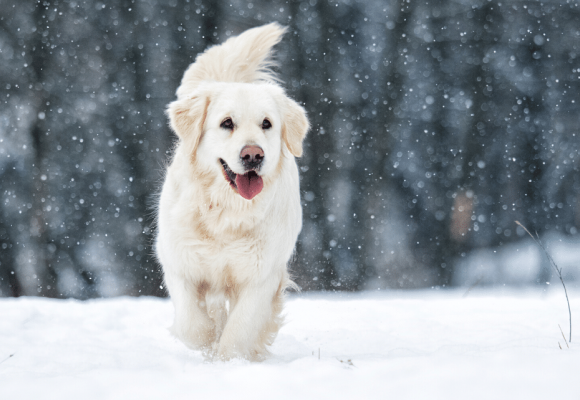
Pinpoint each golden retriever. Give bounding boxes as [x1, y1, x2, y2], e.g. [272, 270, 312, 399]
[155, 23, 309, 361]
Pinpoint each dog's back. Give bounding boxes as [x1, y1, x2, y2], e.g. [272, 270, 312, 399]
[176, 23, 287, 99]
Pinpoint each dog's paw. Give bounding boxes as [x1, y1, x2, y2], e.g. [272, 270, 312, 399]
[216, 342, 269, 362]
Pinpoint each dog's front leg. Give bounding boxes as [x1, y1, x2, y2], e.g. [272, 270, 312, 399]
[216, 279, 284, 361]
[165, 272, 217, 352]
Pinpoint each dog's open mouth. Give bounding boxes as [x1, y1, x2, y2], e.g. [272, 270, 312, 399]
[220, 159, 264, 200]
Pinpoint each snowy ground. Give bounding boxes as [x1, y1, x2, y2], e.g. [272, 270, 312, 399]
[1, 289, 578, 400]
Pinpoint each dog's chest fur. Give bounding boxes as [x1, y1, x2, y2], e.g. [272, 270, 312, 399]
[158, 153, 299, 288]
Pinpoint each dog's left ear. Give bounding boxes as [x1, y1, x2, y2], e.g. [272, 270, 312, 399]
[166, 89, 211, 156]
[282, 98, 309, 157]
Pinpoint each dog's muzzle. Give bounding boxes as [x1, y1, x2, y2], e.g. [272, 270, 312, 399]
[220, 156, 264, 200]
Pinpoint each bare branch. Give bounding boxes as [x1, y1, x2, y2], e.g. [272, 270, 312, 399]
[0, 354, 14, 365]
[463, 275, 483, 298]
[515, 221, 572, 342]
[558, 324, 569, 349]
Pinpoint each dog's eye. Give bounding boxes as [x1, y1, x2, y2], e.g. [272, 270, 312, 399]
[262, 119, 272, 130]
[220, 118, 234, 130]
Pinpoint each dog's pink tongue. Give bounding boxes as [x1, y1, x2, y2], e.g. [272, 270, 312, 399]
[235, 172, 263, 200]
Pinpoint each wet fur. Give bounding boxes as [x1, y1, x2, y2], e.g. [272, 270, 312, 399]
[155, 23, 308, 361]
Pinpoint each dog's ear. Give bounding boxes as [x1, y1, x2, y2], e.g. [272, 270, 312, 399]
[166, 90, 210, 155]
[282, 98, 309, 157]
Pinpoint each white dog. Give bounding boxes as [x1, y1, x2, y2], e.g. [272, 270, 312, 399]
[155, 23, 309, 361]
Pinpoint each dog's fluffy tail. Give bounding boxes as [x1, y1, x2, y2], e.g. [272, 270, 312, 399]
[176, 23, 287, 99]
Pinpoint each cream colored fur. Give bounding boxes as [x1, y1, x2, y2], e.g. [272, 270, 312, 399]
[156, 23, 309, 361]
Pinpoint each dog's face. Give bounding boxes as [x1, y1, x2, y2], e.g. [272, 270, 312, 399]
[168, 82, 308, 200]
[199, 83, 283, 200]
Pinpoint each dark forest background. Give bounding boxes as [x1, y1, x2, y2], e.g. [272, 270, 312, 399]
[1, 0, 580, 298]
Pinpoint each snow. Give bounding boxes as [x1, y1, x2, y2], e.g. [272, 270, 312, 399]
[454, 234, 580, 287]
[1, 289, 578, 399]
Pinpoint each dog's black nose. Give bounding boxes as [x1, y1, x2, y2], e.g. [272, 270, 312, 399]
[240, 145, 264, 170]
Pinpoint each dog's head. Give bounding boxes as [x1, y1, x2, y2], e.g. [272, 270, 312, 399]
[167, 81, 308, 200]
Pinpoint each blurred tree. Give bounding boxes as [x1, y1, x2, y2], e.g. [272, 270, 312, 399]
[1, 0, 579, 297]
